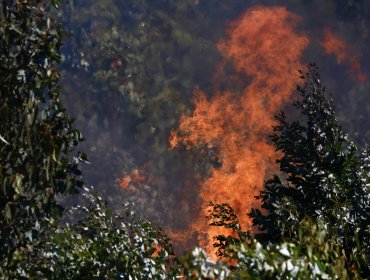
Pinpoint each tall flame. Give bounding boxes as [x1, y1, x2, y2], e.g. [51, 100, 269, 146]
[170, 6, 309, 256]
[321, 28, 366, 81]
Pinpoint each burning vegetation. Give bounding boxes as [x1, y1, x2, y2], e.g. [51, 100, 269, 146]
[168, 5, 368, 257]
[170, 6, 309, 255]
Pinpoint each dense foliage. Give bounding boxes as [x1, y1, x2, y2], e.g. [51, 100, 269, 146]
[0, 0, 369, 279]
[37, 187, 179, 279]
[0, 0, 84, 277]
[208, 216, 357, 279]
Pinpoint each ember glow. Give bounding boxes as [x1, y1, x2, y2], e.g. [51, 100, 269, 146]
[321, 28, 366, 81]
[170, 6, 309, 256]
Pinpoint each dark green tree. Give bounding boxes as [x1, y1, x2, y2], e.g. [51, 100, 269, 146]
[250, 64, 370, 276]
[0, 0, 84, 276]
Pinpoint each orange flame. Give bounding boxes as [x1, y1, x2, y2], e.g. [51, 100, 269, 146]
[117, 162, 158, 192]
[170, 6, 309, 257]
[150, 242, 163, 258]
[321, 28, 366, 81]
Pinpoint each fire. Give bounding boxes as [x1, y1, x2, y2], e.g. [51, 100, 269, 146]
[114, 4, 366, 259]
[170, 6, 309, 256]
[321, 28, 366, 81]
[150, 242, 163, 258]
[117, 162, 158, 192]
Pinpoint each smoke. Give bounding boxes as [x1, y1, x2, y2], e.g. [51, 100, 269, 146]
[170, 6, 309, 256]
